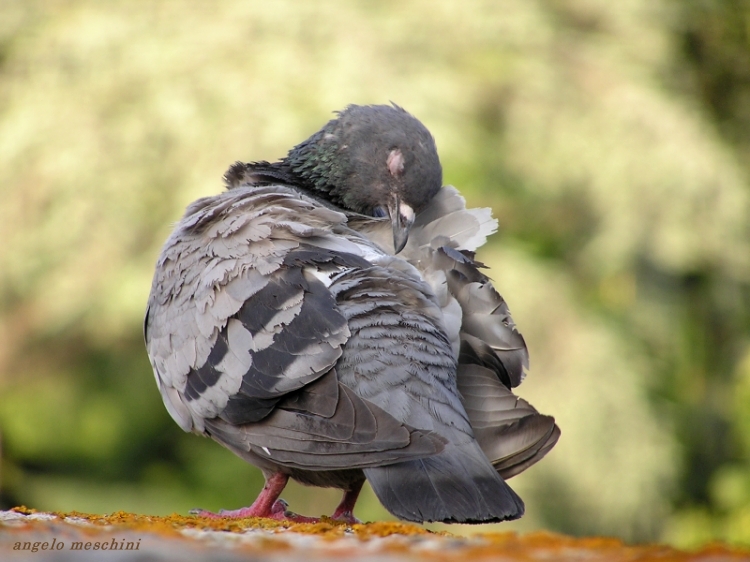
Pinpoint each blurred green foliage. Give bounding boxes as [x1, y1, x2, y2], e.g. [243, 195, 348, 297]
[1, 0, 749, 549]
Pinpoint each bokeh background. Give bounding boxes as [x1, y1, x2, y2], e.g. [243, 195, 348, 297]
[2, 0, 750, 549]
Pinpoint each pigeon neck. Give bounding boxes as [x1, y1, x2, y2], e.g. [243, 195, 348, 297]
[281, 126, 354, 211]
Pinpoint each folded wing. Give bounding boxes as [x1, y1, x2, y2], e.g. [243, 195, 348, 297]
[393, 186, 561, 477]
[145, 185, 444, 470]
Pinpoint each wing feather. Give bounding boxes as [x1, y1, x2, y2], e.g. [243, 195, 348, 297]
[458, 364, 560, 479]
[146, 186, 361, 429]
[146, 184, 446, 467]
[387, 186, 559, 477]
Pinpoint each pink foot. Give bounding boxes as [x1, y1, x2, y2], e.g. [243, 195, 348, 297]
[269, 499, 320, 523]
[329, 481, 364, 524]
[189, 474, 363, 525]
[330, 508, 361, 524]
[190, 499, 320, 523]
[190, 472, 305, 521]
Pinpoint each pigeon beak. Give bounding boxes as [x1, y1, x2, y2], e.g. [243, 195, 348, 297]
[389, 198, 415, 254]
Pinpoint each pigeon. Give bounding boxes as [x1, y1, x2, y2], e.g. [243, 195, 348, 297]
[145, 104, 559, 524]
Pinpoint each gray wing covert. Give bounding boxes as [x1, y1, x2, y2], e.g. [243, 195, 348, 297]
[145, 185, 443, 469]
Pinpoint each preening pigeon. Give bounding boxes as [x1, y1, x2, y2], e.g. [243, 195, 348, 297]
[145, 104, 560, 524]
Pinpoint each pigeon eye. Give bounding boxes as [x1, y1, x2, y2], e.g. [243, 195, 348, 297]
[372, 206, 388, 218]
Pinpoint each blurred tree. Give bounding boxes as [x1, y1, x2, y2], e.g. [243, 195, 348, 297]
[653, 0, 750, 545]
[0, 0, 749, 548]
[671, 0, 750, 162]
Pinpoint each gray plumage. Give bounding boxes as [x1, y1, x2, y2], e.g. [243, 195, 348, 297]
[145, 104, 559, 524]
[351, 184, 560, 483]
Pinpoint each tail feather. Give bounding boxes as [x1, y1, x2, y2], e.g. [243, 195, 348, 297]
[364, 440, 524, 523]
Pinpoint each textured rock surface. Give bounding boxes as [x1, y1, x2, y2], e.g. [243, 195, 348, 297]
[1, 508, 748, 562]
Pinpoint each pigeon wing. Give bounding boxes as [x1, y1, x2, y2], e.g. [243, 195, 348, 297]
[145, 185, 442, 467]
[457, 363, 560, 479]
[384, 186, 560, 476]
[399, 185, 530, 388]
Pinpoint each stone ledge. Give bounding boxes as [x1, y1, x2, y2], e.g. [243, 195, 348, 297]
[1, 507, 748, 561]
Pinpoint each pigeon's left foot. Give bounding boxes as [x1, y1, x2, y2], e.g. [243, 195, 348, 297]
[189, 472, 316, 522]
[330, 481, 363, 524]
[269, 500, 320, 523]
[189, 499, 281, 518]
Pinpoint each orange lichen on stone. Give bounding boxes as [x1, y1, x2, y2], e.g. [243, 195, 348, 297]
[50, 510, 289, 535]
[351, 521, 441, 539]
[3, 508, 750, 561]
[38, 509, 441, 541]
[9, 506, 37, 515]
[458, 530, 750, 562]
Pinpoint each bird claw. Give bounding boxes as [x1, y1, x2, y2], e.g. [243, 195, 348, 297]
[188, 499, 319, 523]
[189, 507, 225, 518]
[331, 510, 361, 525]
[269, 499, 288, 516]
[271, 500, 320, 523]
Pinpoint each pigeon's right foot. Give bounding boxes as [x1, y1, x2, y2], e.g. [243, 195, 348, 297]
[330, 481, 364, 524]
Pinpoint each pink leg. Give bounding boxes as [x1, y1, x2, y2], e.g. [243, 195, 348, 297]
[330, 480, 364, 524]
[190, 473, 317, 522]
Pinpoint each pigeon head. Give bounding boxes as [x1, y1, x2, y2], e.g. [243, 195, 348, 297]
[283, 104, 443, 253]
